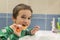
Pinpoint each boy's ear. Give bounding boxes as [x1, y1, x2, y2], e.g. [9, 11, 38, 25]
[12, 16, 16, 22]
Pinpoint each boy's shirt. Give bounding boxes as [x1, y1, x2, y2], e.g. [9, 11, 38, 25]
[0, 26, 32, 40]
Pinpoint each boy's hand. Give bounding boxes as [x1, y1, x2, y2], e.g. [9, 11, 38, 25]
[31, 25, 40, 35]
[10, 24, 23, 36]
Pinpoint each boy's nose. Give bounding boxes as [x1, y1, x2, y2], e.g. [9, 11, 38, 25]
[24, 19, 28, 23]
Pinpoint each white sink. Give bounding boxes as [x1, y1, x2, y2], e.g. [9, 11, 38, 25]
[19, 30, 60, 40]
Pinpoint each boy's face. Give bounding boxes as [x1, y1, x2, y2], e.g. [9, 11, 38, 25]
[13, 10, 32, 29]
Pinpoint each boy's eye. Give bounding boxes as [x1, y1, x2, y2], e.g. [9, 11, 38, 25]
[28, 17, 31, 20]
[21, 15, 31, 20]
[21, 16, 26, 19]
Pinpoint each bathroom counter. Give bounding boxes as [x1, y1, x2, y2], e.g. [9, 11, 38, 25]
[19, 30, 60, 40]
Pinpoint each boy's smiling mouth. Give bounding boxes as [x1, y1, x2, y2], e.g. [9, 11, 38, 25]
[21, 24, 28, 30]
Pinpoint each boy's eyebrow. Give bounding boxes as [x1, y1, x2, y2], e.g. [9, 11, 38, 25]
[22, 14, 32, 17]
[22, 15, 26, 17]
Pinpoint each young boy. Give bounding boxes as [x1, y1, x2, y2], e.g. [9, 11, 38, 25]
[0, 4, 40, 40]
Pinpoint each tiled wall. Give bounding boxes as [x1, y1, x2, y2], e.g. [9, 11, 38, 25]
[0, 13, 60, 31]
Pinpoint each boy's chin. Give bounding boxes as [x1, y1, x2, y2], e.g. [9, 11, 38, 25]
[22, 26, 28, 30]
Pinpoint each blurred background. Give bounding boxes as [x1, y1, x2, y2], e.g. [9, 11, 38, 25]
[0, 0, 60, 31]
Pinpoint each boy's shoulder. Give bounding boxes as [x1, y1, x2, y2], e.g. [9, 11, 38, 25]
[0, 26, 13, 35]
